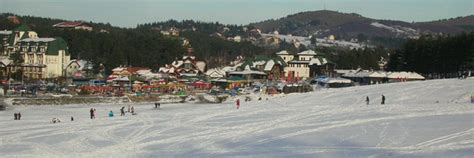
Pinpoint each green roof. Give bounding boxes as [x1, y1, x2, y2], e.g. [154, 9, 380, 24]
[13, 24, 31, 32]
[46, 37, 69, 55]
[7, 33, 15, 46]
[240, 55, 287, 70]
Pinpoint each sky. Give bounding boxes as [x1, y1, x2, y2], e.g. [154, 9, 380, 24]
[0, 0, 472, 27]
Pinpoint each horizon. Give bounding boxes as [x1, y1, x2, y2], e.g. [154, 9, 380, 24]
[0, 0, 473, 27]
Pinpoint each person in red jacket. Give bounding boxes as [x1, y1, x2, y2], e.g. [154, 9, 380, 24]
[236, 99, 240, 109]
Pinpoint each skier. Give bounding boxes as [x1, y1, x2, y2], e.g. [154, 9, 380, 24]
[90, 108, 95, 119]
[108, 110, 114, 117]
[71, 116, 74, 121]
[155, 103, 158, 109]
[18, 112, 21, 120]
[14, 113, 17, 120]
[366, 96, 370, 105]
[381, 94, 386, 105]
[131, 106, 135, 115]
[236, 99, 240, 109]
[120, 107, 125, 116]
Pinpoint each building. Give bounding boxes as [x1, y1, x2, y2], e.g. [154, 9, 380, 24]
[0, 25, 71, 79]
[159, 49, 206, 78]
[65, 59, 94, 79]
[277, 50, 335, 80]
[239, 55, 286, 80]
[53, 21, 93, 31]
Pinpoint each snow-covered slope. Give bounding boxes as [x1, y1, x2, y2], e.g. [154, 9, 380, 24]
[0, 78, 473, 157]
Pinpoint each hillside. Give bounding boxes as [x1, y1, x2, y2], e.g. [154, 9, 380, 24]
[250, 10, 473, 41]
[0, 78, 473, 157]
[0, 14, 265, 71]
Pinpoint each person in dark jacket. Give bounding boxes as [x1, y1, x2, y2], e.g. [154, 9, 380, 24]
[90, 108, 95, 119]
[18, 112, 21, 120]
[120, 107, 125, 116]
[366, 96, 370, 105]
[381, 94, 386, 105]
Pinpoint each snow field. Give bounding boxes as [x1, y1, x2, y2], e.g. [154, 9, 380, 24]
[0, 78, 473, 157]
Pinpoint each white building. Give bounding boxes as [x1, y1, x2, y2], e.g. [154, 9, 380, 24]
[1, 25, 71, 79]
[277, 50, 334, 80]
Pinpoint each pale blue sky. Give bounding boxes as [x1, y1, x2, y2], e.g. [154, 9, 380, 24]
[0, 0, 472, 27]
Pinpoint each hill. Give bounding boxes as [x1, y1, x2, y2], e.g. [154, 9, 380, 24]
[0, 14, 265, 72]
[250, 10, 473, 42]
[0, 78, 473, 157]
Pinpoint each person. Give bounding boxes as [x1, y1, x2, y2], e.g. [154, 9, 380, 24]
[52, 118, 61, 123]
[131, 106, 135, 114]
[18, 112, 21, 120]
[366, 96, 370, 105]
[90, 108, 95, 119]
[155, 103, 158, 109]
[71, 116, 74, 121]
[157, 103, 160, 108]
[120, 107, 125, 116]
[236, 99, 240, 109]
[14, 113, 17, 120]
[381, 94, 386, 105]
[108, 110, 114, 117]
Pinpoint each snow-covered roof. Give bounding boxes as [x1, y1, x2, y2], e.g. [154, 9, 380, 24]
[205, 68, 226, 78]
[288, 60, 310, 64]
[387, 72, 425, 79]
[20, 38, 55, 42]
[264, 60, 275, 71]
[228, 70, 266, 75]
[368, 71, 387, 78]
[297, 50, 317, 56]
[309, 58, 328, 66]
[335, 69, 356, 74]
[195, 61, 206, 72]
[318, 77, 352, 84]
[253, 61, 266, 66]
[276, 50, 290, 55]
[0, 57, 12, 66]
[172, 60, 183, 67]
[0, 30, 12, 35]
[222, 66, 237, 72]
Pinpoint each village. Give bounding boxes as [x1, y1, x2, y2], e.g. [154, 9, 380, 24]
[0, 24, 431, 104]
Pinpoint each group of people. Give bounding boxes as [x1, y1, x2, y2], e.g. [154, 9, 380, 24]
[13, 112, 22, 120]
[365, 94, 386, 105]
[109, 105, 135, 118]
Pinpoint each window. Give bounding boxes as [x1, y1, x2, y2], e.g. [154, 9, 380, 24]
[28, 54, 34, 64]
[37, 55, 43, 64]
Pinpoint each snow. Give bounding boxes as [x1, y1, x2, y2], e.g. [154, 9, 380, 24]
[1, 78, 473, 157]
[370, 22, 419, 37]
[20, 38, 56, 42]
[264, 60, 275, 71]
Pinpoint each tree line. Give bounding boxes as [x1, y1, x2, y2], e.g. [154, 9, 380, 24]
[387, 32, 474, 76]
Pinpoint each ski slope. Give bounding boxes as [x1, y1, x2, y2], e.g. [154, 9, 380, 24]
[0, 78, 473, 157]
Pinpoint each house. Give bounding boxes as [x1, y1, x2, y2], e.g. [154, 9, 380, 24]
[53, 21, 93, 31]
[15, 37, 71, 79]
[277, 50, 336, 80]
[159, 48, 206, 78]
[0, 25, 71, 79]
[107, 66, 151, 84]
[205, 56, 245, 79]
[239, 55, 286, 80]
[65, 59, 94, 79]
